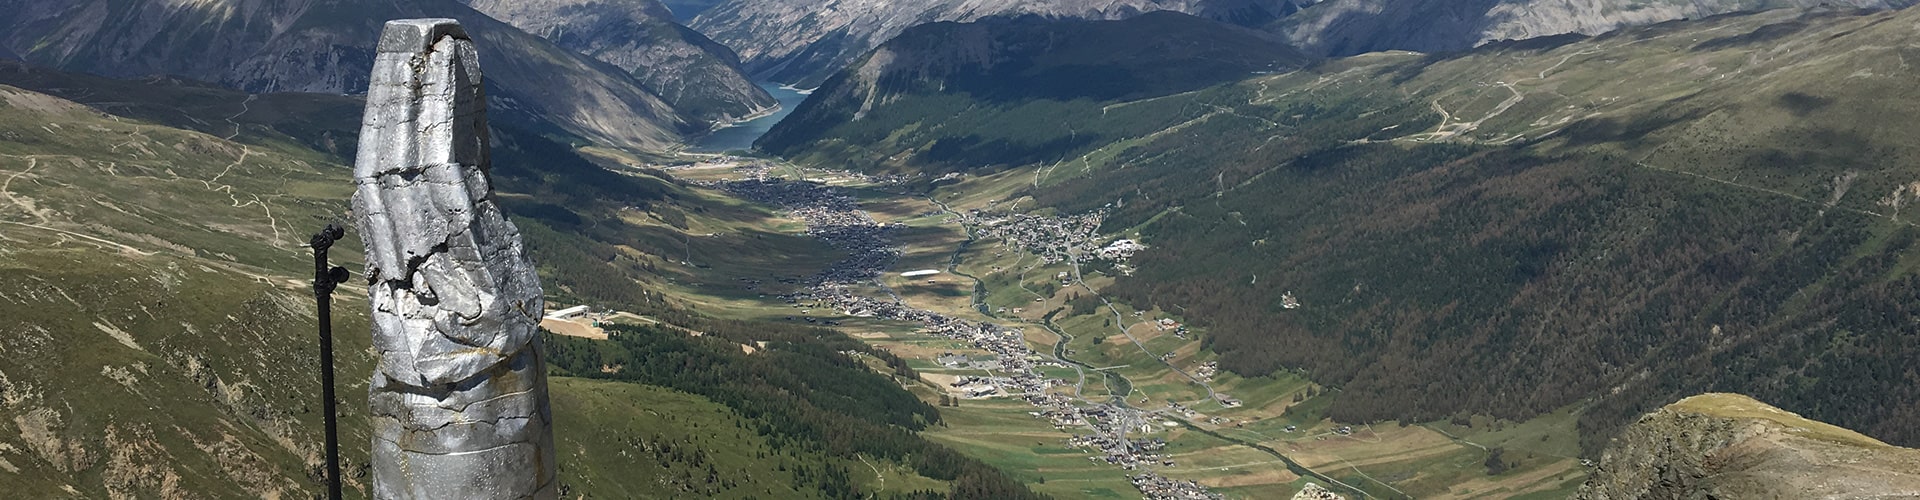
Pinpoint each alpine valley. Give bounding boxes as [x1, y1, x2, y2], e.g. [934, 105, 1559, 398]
[3, 0, 1920, 499]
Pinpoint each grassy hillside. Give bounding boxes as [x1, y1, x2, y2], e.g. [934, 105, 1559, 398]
[0, 64, 1037, 497]
[770, 6, 1920, 455]
[0, 69, 369, 495]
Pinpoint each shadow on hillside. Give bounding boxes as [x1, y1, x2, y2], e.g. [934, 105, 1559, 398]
[1557, 106, 1708, 149]
[1691, 20, 1811, 51]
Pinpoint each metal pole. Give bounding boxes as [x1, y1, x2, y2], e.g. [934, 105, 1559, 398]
[310, 224, 348, 500]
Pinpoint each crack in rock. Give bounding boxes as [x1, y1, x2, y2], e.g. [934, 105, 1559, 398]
[349, 19, 556, 500]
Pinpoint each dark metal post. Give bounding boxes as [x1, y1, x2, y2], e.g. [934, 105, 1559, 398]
[310, 224, 349, 500]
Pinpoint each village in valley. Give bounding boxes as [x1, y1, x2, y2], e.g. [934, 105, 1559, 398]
[688, 162, 1258, 499]
[652, 157, 1590, 500]
[693, 164, 1255, 498]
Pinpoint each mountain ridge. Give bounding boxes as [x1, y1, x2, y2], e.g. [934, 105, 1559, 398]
[691, 0, 1305, 86]
[1270, 0, 1919, 56]
[0, 0, 695, 150]
[690, 0, 1915, 87]
[760, 11, 1311, 166]
[461, 0, 779, 127]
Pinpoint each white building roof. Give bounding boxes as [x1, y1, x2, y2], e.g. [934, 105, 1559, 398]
[545, 305, 590, 320]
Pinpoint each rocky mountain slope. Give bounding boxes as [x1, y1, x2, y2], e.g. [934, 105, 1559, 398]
[461, 0, 778, 127]
[690, 0, 1306, 86]
[767, 5, 1920, 454]
[1271, 0, 1918, 56]
[691, 0, 1914, 86]
[761, 11, 1310, 160]
[0, 0, 693, 150]
[1578, 393, 1920, 499]
[662, 0, 728, 21]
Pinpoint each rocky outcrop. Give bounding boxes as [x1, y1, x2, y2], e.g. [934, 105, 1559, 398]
[690, 0, 1305, 86]
[350, 19, 556, 499]
[462, 0, 777, 127]
[1578, 393, 1920, 499]
[0, 0, 692, 150]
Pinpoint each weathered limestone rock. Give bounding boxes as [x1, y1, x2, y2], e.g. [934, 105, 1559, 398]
[350, 19, 556, 499]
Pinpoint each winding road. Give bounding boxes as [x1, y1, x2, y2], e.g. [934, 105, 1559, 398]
[923, 195, 1128, 402]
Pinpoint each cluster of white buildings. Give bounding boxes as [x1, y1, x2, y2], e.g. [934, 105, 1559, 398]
[960, 210, 1112, 264]
[1131, 472, 1223, 500]
[1098, 239, 1147, 261]
[1194, 361, 1219, 380]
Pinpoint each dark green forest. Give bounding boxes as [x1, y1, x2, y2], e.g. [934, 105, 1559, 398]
[546, 324, 1048, 500]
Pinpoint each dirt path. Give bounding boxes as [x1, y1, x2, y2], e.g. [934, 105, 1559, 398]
[1634, 160, 1916, 227]
[224, 95, 256, 141]
[0, 220, 150, 256]
[2, 157, 50, 224]
[858, 455, 884, 491]
[196, 145, 289, 247]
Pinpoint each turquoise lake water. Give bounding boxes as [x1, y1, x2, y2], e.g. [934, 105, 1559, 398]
[689, 82, 809, 153]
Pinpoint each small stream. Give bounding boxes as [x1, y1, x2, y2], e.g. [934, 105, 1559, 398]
[928, 196, 1134, 405]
